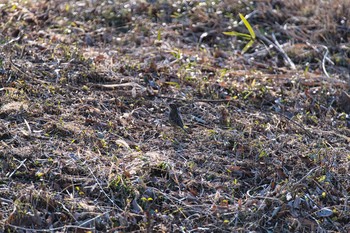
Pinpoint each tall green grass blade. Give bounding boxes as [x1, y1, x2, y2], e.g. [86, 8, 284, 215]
[239, 13, 255, 39]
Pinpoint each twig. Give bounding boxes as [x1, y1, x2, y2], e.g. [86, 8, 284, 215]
[306, 43, 334, 80]
[90, 82, 146, 91]
[256, 32, 296, 70]
[271, 33, 296, 70]
[0, 197, 13, 204]
[294, 167, 320, 185]
[79, 210, 113, 228]
[7, 159, 27, 178]
[158, 95, 235, 103]
[1, 35, 23, 47]
[23, 119, 32, 135]
[321, 45, 331, 79]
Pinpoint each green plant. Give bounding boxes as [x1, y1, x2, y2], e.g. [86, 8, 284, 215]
[223, 13, 256, 54]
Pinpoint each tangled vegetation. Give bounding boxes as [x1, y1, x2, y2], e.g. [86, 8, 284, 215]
[0, 0, 349, 232]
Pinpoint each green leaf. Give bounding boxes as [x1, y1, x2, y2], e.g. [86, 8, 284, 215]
[239, 13, 255, 39]
[223, 31, 251, 40]
[157, 30, 162, 41]
[242, 39, 255, 54]
[223, 13, 256, 54]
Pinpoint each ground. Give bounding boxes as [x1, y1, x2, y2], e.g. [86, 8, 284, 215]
[0, 0, 349, 232]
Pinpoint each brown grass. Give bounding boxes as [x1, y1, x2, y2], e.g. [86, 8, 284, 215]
[0, 0, 349, 232]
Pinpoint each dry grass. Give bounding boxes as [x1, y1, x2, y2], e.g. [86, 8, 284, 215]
[0, 0, 349, 232]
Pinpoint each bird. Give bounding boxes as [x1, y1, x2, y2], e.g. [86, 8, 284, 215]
[219, 106, 231, 127]
[169, 103, 188, 133]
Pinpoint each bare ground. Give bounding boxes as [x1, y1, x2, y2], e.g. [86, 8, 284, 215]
[0, 0, 350, 232]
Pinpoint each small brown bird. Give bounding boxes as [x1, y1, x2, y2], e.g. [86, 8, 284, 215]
[219, 106, 231, 127]
[169, 103, 188, 133]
